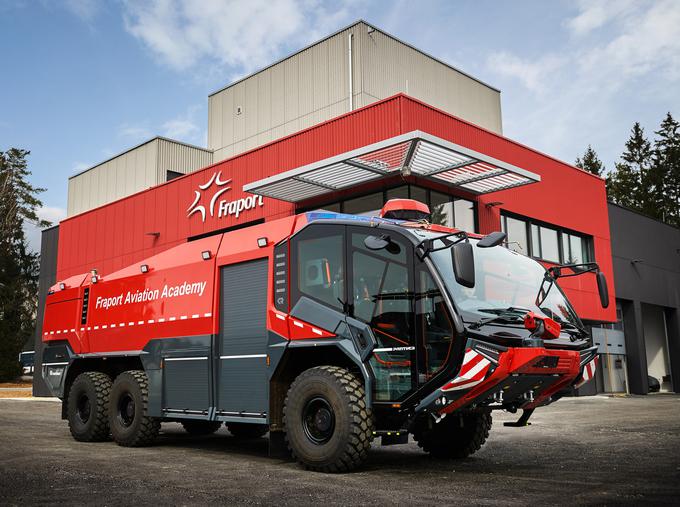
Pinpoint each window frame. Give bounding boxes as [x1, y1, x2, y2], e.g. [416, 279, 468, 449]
[290, 223, 347, 312]
[500, 211, 594, 264]
[301, 184, 478, 233]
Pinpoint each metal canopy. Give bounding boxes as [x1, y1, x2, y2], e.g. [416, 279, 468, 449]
[243, 131, 541, 203]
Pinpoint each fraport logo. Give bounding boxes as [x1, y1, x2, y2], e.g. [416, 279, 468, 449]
[187, 171, 264, 223]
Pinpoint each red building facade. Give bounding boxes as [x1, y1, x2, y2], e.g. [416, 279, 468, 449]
[56, 94, 615, 322]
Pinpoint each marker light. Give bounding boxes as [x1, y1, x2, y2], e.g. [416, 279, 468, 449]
[201, 251, 211, 260]
[59, 283, 66, 290]
[257, 237, 268, 248]
[140, 264, 149, 273]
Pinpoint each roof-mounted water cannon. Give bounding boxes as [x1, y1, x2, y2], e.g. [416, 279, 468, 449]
[380, 199, 430, 221]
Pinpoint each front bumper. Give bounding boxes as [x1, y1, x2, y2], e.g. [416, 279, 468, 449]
[416, 340, 598, 416]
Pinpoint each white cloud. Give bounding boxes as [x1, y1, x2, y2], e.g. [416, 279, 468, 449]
[72, 161, 92, 173]
[565, 0, 635, 37]
[118, 123, 152, 142]
[485, 0, 680, 172]
[63, 0, 101, 22]
[487, 52, 564, 93]
[121, 0, 357, 74]
[162, 118, 199, 140]
[23, 206, 66, 253]
[161, 104, 203, 144]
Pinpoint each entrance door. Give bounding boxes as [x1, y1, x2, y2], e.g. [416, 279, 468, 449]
[216, 259, 269, 419]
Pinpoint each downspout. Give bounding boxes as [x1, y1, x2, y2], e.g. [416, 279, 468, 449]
[348, 32, 354, 111]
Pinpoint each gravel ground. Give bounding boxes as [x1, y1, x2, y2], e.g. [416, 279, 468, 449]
[1, 395, 679, 506]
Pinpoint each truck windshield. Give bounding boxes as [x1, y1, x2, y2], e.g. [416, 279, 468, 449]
[417, 232, 582, 329]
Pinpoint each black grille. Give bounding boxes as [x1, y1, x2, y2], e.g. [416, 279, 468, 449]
[81, 288, 89, 324]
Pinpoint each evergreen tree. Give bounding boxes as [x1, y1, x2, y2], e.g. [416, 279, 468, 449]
[575, 145, 604, 176]
[653, 113, 680, 226]
[0, 149, 50, 381]
[606, 123, 656, 216]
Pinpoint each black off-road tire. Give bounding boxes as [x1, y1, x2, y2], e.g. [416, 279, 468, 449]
[109, 370, 160, 447]
[226, 422, 269, 438]
[181, 420, 222, 436]
[283, 366, 373, 473]
[67, 371, 113, 442]
[413, 411, 492, 459]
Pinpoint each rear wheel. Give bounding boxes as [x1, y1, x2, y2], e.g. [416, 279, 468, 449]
[181, 420, 222, 436]
[109, 370, 160, 447]
[67, 371, 112, 442]
[226, 422, 269, 438]
[283, 366, 373, 473]
[413, 411, 492, 458]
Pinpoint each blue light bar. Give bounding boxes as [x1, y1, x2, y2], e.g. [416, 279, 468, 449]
[306, 211, 404, 225]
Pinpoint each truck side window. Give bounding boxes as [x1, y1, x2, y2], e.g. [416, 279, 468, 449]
[293, 226, 345, 311]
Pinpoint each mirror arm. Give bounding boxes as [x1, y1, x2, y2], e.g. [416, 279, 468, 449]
[547, 262, 600, 279]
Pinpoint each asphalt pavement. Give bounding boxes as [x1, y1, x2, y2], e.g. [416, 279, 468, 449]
[1, 395, 679, 505]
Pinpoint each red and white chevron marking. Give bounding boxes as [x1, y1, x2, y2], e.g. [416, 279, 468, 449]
[575, 356, 598, 388]
[441, 349, 491, 392]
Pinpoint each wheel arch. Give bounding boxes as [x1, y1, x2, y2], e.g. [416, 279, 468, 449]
[61, 356, 144, 419]
[269, 342, 372, 431]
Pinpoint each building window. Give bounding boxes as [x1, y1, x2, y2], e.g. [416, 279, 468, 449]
[344, 192, 383, 216]
[501, 212, 593, 264]
[306, 185, 477, 233]
[503, 216, 528, 254]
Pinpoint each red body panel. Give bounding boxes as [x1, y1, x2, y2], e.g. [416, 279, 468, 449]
[440, 347, 581, 415]
[54, 94, 614, 323]
[43, 217, 307, 354]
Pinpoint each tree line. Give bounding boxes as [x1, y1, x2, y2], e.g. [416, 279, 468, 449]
[0, 149, 49, 380]
[575, 113, 680, 227]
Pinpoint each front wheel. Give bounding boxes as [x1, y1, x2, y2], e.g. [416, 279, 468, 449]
[109, 370, 160, 447]
[283, 366, 373, 473]
[413, 411, 492, 458]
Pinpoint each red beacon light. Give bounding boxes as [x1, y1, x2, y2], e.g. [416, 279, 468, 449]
[524, 311, 561, 340]
[380, 199, 431, 221]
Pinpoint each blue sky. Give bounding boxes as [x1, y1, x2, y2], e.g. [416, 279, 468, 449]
[2, 0, 679, 250]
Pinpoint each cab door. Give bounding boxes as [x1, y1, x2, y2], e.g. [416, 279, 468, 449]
[347, 227, 417, 402]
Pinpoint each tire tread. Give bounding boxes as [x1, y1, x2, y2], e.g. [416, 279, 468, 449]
[283, 365, 373, 473]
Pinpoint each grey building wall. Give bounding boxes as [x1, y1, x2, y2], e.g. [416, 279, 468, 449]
[608, 203, 680, 394]
[32, 225, 60, 397]
[208, 21, 502, 162]
[67, 137, 213, 217]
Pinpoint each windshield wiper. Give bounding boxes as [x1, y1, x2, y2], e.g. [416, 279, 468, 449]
[469, 306, 531, 330]
[552, 320, 588, 340]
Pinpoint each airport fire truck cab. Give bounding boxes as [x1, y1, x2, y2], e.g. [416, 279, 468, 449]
[41, 199, 607, 472]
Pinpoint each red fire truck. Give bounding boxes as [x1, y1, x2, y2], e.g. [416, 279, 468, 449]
[41, 199, 606, 472]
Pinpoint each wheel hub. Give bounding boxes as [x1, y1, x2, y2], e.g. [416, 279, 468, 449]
[302, 396, 335, 445]
[76, 394, 91, 423]
[117, 393, 136, 427]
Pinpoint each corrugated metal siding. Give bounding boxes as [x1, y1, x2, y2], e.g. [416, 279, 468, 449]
[208, 22, 501, 162]
[67, 140, 158, 217]
[358, 28, 502, 133]
[67, 139, 213, 217]
[57, 96, 403, 280]
[156, 138, 213, 183]
[57, 95, 615, 323]
[399, 96, 615, 322]
[209, 24, 362, 162]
